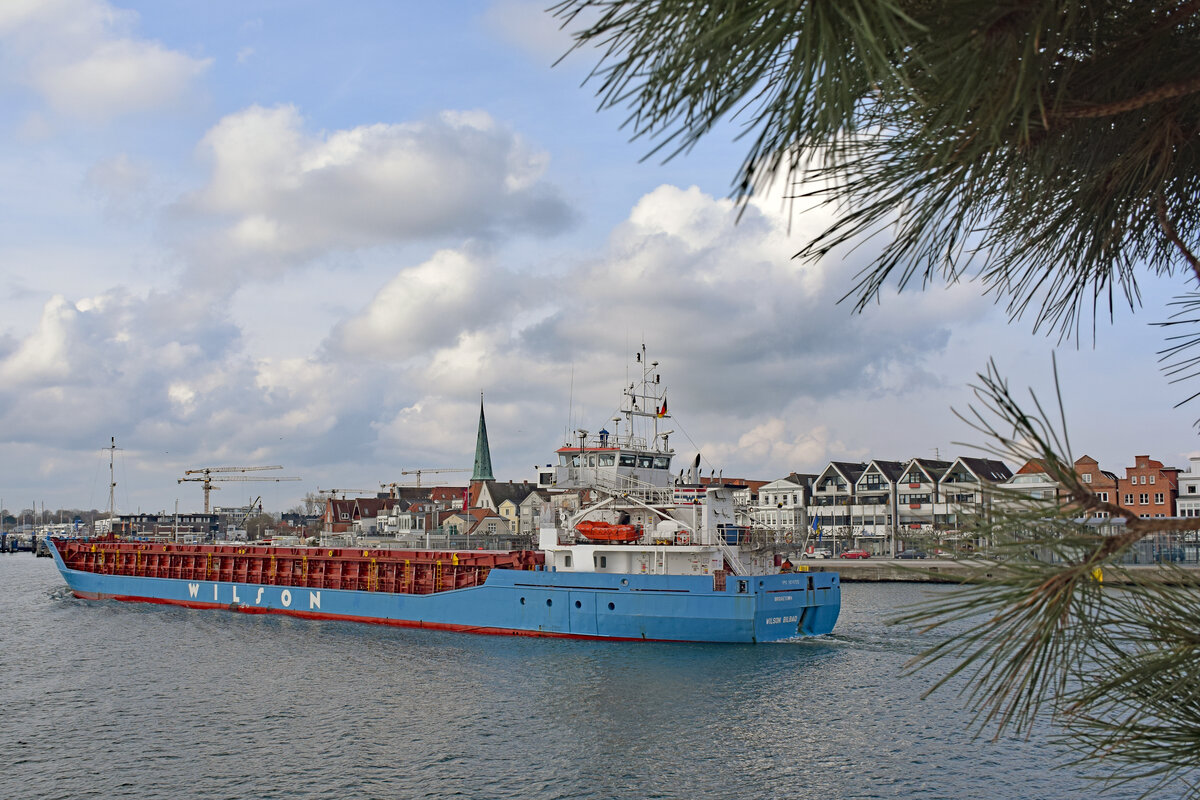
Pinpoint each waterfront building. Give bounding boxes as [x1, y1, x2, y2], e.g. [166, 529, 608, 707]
[429, 485, 466, 511]
[754, 473, 815, 540]
[518, 488, 553, 537]
[474, 480, 537, 514]
[1178, 457, 1200, 518]
[1071, 455, 1119, 517]
[376, 500, 426, 539]
[440, 510, 473, 536]
[896, 458, 951, 531]
[853, 460, 905, 540]
[809, 462, 868, 534]
[323, 496, 400, 535]
[1118, 455, 1180, 518]
[105, 512, 217, 538]
[937, 457, 1012, 528]
[1006, 459, 1064, 501]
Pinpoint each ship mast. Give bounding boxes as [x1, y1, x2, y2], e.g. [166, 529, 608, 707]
[621, 343, 670, 453]
[108, 436, 118, 519]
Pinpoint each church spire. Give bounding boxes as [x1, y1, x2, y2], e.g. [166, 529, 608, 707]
[472, 392, 495, 482]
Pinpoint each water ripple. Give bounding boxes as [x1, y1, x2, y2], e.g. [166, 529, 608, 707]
[0, 559, 1177, 800]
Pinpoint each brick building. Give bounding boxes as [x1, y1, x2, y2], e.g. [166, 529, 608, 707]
[1073, 455, 1119, 517]
[1116, 455, 1180, 518]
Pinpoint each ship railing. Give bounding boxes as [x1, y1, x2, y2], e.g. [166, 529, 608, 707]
[713, 534, 749, 576]
[588, 471, 674, 504]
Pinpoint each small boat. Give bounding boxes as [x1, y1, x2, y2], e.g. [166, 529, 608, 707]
[574, 520, 642, 543]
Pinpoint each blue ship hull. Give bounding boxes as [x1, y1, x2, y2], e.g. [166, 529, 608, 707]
[49, 543, 839, 643]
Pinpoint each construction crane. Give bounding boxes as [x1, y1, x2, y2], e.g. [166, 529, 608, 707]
[316, 488, 373, 499]
[179, 466, 302, 513]
[398, 468, 470, 488]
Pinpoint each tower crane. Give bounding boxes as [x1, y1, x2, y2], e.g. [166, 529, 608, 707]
[398, 468, 470, 488]
[178, 466, 302, 513]
[315, 488, 374, 499]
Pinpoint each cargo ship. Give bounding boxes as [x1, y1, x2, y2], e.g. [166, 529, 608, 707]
[49, 349, 840, 643]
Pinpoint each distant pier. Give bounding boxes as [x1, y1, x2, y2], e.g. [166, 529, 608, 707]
[805, 559, 1199, 584]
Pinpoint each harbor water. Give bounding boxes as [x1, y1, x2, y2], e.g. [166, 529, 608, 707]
[0, 556, 1176, 799]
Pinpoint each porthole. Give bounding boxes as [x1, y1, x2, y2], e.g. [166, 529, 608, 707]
[546, 598, 552, 607]
[520, 597, 525, 605]
[575, 600, 582, 608]
[608, 602, 615, 610]
[620, 578, 628, 586]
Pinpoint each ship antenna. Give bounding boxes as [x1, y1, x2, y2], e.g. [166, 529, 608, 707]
[566, 362, 574, 444]
[107, 436, 119, 519]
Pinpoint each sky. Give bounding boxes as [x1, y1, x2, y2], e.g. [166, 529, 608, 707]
[1, 0, 1195, 516]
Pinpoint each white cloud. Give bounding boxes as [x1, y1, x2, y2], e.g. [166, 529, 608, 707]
[0, 294, 77, 385]
[0, 171, 1172, 506]
[704, 420, 862, 472]
[483, 0, 576, 62]
[184, 105, 574, 270]
[0, 0, 210, 123]
[298, 182, 999, 482]
[516, 184, 986, 411]
[331, 249, 514, 360]
[35, 39, 209, 120]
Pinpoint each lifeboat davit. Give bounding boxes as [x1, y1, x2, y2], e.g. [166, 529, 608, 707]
[574, 520, 643, 543]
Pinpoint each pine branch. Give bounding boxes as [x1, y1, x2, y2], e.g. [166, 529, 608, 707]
[899, 359, 1200, 767]
[1157, 193, 1200, 283]
[1058, 75, 1200, 120]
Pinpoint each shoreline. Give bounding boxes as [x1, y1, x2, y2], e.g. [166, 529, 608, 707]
[803, 558, 1199, 583]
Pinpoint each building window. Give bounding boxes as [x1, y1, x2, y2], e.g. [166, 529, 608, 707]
[1097, 492, 1108, 502]
[1124, 494, 1134, 504]
[1155, 493, 1164, 504]
[1191, 485, 1197, 494]
[1150, 475, 1156, 485]
[1141, 475, 1147, 484]
[1082, 473, 1092, 483]
[1139, 493, 1149, 505]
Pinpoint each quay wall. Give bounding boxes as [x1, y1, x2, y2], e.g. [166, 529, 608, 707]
[802, 559, 1197, 584]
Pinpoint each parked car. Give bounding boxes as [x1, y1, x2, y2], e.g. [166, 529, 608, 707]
[895, 550, 928, 559]
[839, 549, 871, 559]
[804, 548, 833, 559]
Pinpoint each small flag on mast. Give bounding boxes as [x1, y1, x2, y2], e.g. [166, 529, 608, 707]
[657, 397, 667, 418]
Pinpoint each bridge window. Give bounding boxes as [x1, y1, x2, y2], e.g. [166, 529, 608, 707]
[619, 454, 636, 467]
[653, 456, 671, 470]
[638, 455, 654, 468]
[599, 454, 616, 467]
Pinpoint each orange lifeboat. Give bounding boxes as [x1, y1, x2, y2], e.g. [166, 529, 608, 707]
[574, 520, 643, 543]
